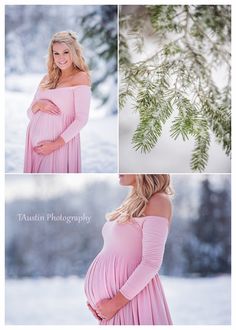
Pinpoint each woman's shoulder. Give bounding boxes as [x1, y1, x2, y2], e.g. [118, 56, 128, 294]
[72, 70, 91, 86]
[32, 74, 48, 92]
[144, 192, 172, 220]
[39, 74, 49, 84]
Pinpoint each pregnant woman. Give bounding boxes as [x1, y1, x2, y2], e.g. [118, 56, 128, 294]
[24, 31, 91, 173]
[85, 174, 173, 325]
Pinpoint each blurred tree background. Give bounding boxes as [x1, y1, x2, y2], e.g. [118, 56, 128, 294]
[119, 5, 231, 171]
[5, 5, 117, 111]
[5, 174, 231, 278]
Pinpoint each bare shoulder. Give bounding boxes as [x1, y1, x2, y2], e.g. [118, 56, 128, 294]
[145, 193, 172, 220]
[40, 74, 49, 84]
[72, 71, 91, 86]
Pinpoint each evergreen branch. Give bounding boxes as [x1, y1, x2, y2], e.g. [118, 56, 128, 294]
[188, 10, 231, 67]
[119, 5, 231, 171]
[132, 118, 162, 153]
[191, 130, 210, 172]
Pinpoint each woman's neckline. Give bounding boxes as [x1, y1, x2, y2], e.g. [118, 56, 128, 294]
[132, 215, 169, 222]
[40, 84, 91, 91]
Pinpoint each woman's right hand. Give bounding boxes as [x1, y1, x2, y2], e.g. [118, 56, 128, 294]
[32, 99, 61, 115]
[86, 302, 102, 321]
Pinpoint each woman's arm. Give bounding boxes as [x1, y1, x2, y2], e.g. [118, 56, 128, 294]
[119, 216, 169, 300]
[60, 85, 91, 143]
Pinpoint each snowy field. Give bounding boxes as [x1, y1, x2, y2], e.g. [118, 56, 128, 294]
[5, 74, 117, 173]
[5, 275, 231, 325]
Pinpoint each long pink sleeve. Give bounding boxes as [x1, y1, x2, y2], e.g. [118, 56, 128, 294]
[119, 216, 169, 300]
[60, 85, 91, 143]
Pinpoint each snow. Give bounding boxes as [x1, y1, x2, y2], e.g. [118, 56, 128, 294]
[5, 275, 231, 325]
[5, 74, 117, 173]
[165, 275, 231, 325]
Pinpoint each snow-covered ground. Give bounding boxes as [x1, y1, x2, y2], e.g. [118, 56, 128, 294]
[5, 275, 231, 325]
[5, 74, 117, 173]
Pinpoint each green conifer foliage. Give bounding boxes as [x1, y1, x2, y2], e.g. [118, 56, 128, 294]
[119, 5, 231, 171]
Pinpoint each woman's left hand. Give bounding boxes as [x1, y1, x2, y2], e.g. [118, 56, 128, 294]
[95, 298, 119, 321]
[33, 137, 65, 155]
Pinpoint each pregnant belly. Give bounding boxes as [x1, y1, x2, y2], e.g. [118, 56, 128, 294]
[28, 113, 64, 147]
[84, 253, 136, 308]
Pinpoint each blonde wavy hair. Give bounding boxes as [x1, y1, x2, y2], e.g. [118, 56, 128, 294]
[106, 174, 174, 224]
[41, 31, 90, 89]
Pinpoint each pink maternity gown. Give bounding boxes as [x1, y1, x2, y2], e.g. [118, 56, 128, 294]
[84, 215, 173, 325]
[24, 85, 91, 173]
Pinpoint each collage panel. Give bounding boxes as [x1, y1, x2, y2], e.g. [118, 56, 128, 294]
[2, 2, 232, 329]
[5, 5, 117, 173]
[119, 5, 231, 173]
[5, 173, 231, 325]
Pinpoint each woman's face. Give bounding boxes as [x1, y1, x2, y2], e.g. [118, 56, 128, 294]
[52, 42, 73, 71]
[119, 175, 136, 186]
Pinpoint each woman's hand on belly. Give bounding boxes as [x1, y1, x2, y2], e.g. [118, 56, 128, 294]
[95, 292, 130, 321]
[33, 137, 65, 155]
[86, 302, 102, 321]
[32, 99, 61, 115]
